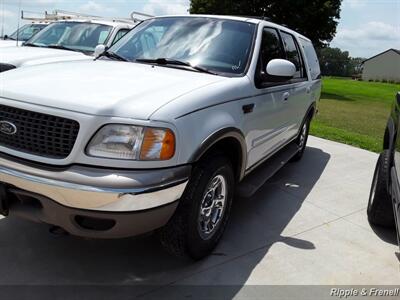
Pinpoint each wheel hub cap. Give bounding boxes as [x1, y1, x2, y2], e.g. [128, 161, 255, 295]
[299, 123, 307, 148]
[198, 175, 226, 239]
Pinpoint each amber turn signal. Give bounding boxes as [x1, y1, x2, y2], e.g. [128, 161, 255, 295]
[140, 128, 175, 160]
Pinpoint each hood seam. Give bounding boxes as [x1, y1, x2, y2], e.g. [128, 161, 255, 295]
[148, 77, 228, 120]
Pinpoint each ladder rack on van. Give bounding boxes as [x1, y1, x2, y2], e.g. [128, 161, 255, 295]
[21, 10, 153, 24]
[130, 11, 154, 22]
[20, 10, 57, 23]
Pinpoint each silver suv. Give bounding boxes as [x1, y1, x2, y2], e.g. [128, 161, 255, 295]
[0, 15, 321, 259]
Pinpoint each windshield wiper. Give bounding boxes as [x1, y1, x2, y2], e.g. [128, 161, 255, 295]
[96, 50, 129, 62]
[46, 44, 83, 53]
[23, 43, 41, 47]
[135, 58, 217, 75]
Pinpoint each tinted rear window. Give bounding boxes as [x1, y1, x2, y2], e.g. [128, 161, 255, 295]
[299, 38, 321, 80]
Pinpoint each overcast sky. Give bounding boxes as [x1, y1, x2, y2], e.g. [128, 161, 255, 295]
[1, 0, 399, 58]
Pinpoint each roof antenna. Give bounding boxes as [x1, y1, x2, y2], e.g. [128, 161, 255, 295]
[1, 0, 4, 38]
[16, 0, 22, 46]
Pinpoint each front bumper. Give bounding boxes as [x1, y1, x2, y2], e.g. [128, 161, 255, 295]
[0, 155, 191, 238]
[0, 155, 190, 212]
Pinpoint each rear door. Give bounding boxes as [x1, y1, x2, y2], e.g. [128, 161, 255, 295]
[279, 31, 310, 138]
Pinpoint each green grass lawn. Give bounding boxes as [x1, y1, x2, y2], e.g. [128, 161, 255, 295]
[310, 77, 400, 153]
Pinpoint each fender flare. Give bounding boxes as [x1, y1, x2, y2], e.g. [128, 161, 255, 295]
[189, 127, 247, 181]
[385, 116, 396, 151]
[306, 101, 317, 121]
[296, 102, 317, 136]
[386, 93, 400, 151]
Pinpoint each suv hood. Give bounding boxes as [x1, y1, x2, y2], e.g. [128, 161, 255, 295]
[0, 40, 22, 48]
[0, 46, 89, 67]
[0, 60, 227, 120]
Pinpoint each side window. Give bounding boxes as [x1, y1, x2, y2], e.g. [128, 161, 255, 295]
[98, 30, 111, 44]
[256, 27, 285, 86]
[299, 38, 321, 80]
[112, 29, 130, 45]
[280, 32, 306, 80]
[260, 28, 285, 72]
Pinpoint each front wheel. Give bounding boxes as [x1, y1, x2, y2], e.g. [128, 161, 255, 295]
[158, 155, 234, 260]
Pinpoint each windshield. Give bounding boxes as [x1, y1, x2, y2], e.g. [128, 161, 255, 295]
[110, 17, 256, 75]
[27, 21, 112, 53]
[9, 24, 47, 41]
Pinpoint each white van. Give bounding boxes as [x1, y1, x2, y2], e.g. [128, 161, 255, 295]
[0, 19, 137, 72]
[0, 23, 49, 48]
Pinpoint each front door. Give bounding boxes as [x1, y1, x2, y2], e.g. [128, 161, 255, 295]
[245, 27, 309, 168]
[245, 27, 292, 168]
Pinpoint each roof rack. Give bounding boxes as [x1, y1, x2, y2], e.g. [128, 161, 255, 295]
[21, 10, 99, 22]
[52, 10, 140, 24]
[21, 10, 153, 25]
[50, 10, 101, 20]
[238, 16, 272, 21]
[130, 11, 154, 22]
[53, 10, 153, 24]
[20, 10, 59, 23]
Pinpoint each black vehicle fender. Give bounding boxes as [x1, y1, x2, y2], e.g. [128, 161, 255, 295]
[189, 127, 247, 182]
[384, 116, 396, 152]
[384, 92, 400, 152]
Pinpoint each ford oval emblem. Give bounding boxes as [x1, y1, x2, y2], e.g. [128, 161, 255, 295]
[0, 121, 17, 135]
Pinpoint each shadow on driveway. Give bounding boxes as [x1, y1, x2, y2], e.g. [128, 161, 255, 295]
[0, 147, 330, 298]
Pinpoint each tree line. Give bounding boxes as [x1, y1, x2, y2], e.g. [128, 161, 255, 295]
[317, 48, 365, 77]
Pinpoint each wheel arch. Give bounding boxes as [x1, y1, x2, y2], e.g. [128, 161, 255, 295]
[296, 102, 317, 137]
[306, 102, 317, 121]
[189, 128, 247, 182]
[384, 116, 396, 152]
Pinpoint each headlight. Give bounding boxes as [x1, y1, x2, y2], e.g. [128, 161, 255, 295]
[86, 124, 175, 161]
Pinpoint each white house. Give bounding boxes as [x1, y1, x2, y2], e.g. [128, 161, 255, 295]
[362, 49, 400, 82]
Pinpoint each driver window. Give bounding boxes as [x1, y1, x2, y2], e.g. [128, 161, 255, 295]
[112, 29, 130, 45]
[256, 27, 285, 87]
[98, 30, 110, 44]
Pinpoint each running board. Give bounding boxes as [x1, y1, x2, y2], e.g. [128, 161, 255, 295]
[236, 142, 299, 198]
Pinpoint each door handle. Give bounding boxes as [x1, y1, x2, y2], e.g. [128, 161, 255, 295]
[306, 87, 311, 94]
[242, 103, 255, 114]
[283, 92, 290, 101]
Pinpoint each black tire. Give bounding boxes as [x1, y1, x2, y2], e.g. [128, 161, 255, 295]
[367, 150, 396, 228]
[291, 116, 311, 162]
[158, 155, 234, 260]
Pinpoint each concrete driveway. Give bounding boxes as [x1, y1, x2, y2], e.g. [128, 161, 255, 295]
[0, 137, 398, 297]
